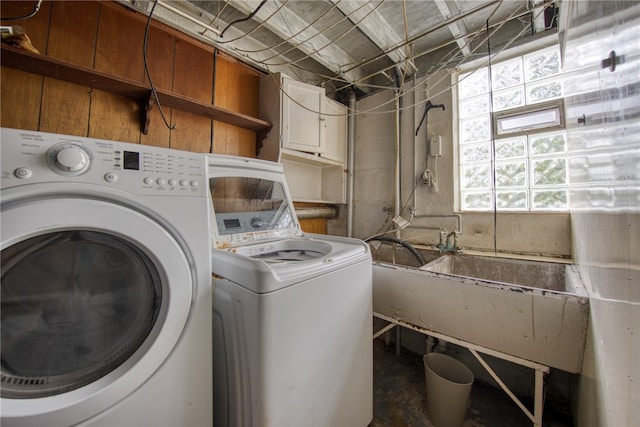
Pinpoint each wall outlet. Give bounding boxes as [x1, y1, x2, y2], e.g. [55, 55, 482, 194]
[430, 135, 442, 157]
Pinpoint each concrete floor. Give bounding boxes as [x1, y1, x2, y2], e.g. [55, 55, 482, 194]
[371, 338, 573, 427]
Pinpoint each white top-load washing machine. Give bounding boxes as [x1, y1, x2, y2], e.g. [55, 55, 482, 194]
[0, 128, 212, 426]
[208, 154, 372, 427]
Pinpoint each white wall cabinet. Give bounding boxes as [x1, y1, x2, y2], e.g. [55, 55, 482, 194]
[281, 77, 325, 154]
[259, 73, 347, 203]
[323, 97, 347, 163]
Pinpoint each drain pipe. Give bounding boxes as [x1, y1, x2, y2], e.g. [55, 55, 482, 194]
[394, 67, 404, 357]
[347, 90, 356, 237]
[394, 68, 403, 240]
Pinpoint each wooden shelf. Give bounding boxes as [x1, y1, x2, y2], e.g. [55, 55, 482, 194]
[0, 44, 272, 134]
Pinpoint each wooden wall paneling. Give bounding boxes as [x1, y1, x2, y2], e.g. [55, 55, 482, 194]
[140, 26, 176, 148]
[93, 3, 145, 81]
[213, 54, 259, 157]
[298, 217, 328, 234]
[211, 122, 254, 157]
[0, 67, 43, 131]
[89, 2, 146, 143]
[88, 92, 142, 143]
[215, 54, 260, 116]
[0, 0, 51, 131]
[213, 54, 229, 155]
[170, 39, 213, 152]
[39, 1, 100, 136]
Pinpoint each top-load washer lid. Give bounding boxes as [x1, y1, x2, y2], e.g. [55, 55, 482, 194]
[208, 155, 302, 249]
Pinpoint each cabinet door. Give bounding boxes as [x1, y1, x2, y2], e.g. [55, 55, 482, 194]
[282, 78, 325, 153]
[322, 98, 347, 163]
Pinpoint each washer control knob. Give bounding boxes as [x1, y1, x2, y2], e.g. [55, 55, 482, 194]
[14, 167, 32, 179]
[47, 143, 92, 176]
[56, 147, 89, 172]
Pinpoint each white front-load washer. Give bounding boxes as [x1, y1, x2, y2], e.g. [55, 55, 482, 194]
[0, 128, 212, 426]
[208, 154, 372, 427]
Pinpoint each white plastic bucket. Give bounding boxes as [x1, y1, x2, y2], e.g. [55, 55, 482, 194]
[423, 353, 474, 427]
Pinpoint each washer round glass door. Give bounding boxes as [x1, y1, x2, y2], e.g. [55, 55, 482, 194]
[1, 230, 161, 398]
[0, 193, 192, 422]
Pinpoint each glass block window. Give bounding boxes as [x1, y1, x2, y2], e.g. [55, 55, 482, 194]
[457, 45, 567, 211]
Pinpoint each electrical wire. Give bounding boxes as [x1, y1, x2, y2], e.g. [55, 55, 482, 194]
[269, 4, 343, 73]
[0, 0, 43, 21]
[266, 2, 533, 123]
[371, 1, 538, 112]
[333, 0, 529, 116]
[259, 0, 543, 124]
[486, 18, 498, 255]
[215, 0, 291, 45]
[252, 0, 384, 68]
[200, 0, 232, 37]
[233, 0, 343, 55]
[219, 0, 268, 38]
[340, 0, 504, 74]
[179, 0, 526, 109]
[346, 0, 523, 89]
[144, 0, 175, 130]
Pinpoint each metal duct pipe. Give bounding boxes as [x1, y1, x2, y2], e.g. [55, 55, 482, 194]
[347, 90, 357, 237]
[295, 206, 339, 220]
[155, 0, 222, 36]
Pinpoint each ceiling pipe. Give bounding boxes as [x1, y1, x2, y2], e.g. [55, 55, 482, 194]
[154, 0, 222, 36]
[295, 206, 339, 220]
[394, 66, 403, 239]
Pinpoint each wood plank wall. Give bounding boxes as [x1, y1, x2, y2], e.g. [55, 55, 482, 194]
[0, 0, 254, 154]
[0, 0, 326, 233]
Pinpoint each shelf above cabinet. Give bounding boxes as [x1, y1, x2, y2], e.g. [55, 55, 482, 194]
[281, 148, 344, 167]
[0, 44, 272, 134]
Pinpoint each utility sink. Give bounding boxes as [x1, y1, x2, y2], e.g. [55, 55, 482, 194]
[373, 253, 589, 373]
[421, 253, 587, 294]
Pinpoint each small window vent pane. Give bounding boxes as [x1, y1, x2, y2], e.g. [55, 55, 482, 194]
[495, 106, 561, 136]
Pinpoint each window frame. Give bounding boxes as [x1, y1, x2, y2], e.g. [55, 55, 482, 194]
[453, 37, 567, 213]
[493, 99, 565, 138]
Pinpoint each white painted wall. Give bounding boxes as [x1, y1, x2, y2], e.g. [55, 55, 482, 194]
[562, 1, 640, 425]
[352, 91, 396, 239]
[353, 73, 572, 257]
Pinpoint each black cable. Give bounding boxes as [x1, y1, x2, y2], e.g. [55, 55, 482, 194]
[0, 0, 43, 21]
[143, 0, 175, 131]
[210, 49, 218, 153]
[219, 0, 267, 38]
[365, 236, 427, 266]
[415, 100, 446, 136]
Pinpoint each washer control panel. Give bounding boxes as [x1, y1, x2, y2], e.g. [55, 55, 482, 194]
[1, 128, 206, 196]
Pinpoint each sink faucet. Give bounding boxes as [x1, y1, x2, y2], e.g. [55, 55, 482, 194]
[437, 230, 460, 254]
